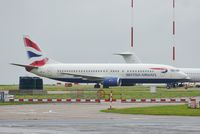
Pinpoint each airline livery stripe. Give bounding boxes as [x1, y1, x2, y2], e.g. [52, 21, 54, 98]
[24, 37, 42, 52]
[27, 51, 42, 59]
[30, 58, 48, 67]
[26, 47, 42, 55]
[150, 68, 167, 70]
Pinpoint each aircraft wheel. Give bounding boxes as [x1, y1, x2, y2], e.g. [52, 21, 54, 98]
[166, 84, 172, 89]
[94, 84, 101, 88]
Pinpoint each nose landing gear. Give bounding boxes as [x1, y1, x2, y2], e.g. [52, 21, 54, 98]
[166, 83, 178, 89]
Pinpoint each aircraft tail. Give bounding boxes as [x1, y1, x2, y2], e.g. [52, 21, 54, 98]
[114, 52, 141, 64]
[23, 36, 56, 67]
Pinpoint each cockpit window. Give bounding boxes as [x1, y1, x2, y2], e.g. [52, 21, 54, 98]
[170, 69, 180, 72]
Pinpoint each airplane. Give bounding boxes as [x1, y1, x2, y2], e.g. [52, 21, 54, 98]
[179, 68, 200, 83]
[116, 52, 200, 88]
[11, 37, 188, 88]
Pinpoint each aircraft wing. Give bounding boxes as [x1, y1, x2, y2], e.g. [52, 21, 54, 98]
[60, 72, 104, 81]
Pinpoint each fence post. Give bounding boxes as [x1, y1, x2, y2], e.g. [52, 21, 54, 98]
[109, 90, 113, 109]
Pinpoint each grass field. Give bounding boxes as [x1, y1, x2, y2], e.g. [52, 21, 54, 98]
[101, 105, 200, 116]
[0, 85, 18, 90]
[0, 84, 97, 91]
[1, 84, 200, 99]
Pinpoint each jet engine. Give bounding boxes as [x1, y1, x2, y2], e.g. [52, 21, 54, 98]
[102, 77, 121, 87]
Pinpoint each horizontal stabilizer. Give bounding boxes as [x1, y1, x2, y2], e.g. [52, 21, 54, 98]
[10, 63, 38, 68]
[10, 63, 38, 72]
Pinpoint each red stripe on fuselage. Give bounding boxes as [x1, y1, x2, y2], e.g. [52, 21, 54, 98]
[150, 68, 167, 71]
[24, 37, 42, 52]
[30, 58, 48, 67]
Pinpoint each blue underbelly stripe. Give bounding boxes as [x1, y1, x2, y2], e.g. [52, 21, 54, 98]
[49, 78, 186, 84]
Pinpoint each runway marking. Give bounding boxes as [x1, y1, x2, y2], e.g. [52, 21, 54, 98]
[42, 110, 57, 114]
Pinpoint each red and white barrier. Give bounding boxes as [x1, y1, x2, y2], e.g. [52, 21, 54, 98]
[8, 98, 191, 103]
[121, 98, 189, 103]
[9, 98, 101, 103]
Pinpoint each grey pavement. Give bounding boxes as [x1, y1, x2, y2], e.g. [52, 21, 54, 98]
[0, 103, 199, 134]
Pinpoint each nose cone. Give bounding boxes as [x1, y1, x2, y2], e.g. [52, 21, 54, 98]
[179, 72, 189, 80]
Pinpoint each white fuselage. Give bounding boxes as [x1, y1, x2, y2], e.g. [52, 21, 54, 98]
[30, 63, 187, 85]
[116, 52, 200, 83]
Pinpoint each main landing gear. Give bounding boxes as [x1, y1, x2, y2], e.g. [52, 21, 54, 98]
[94, 83, 101, 88]
[166, 83, 180, 89]
[94, 84, 110, 88]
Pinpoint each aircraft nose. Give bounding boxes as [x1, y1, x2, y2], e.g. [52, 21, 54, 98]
[180, 72, 189, 79]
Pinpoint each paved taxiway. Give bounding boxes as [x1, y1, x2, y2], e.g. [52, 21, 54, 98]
[0, 102, 200, 134]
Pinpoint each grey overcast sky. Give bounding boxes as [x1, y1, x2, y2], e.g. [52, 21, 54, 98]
[0, 0, 200, 84]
